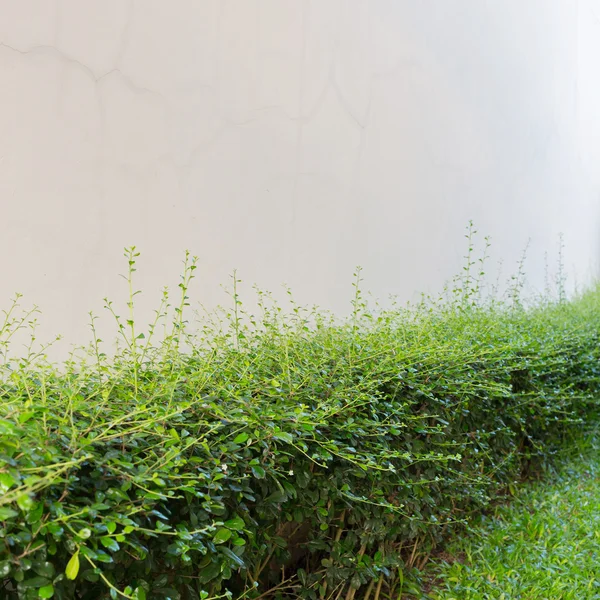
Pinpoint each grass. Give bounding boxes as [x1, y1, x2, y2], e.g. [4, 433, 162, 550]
[417, 426, 600, 599]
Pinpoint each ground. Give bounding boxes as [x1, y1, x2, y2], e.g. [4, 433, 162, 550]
[417, 429, 600, 599]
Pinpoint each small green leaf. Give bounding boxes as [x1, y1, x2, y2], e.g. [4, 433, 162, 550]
[0, 507, 18, 520]
[100, 537, 120, 552]
[212, 528, 232, 544]
[133, 586, 146, 600]
[26, 503, 44, 524]
[220, 547, 245, 567]
[33, 562, 54, 578]
[65, 552, 79, 580]
[0, 561, 11, 577]
[251, 465, 266, 479]
[38, 585, 54, 598]
[273, 431, 294, 443]
[0, 472, 16, 492]
[224, 516, 245, 531]
[134, 588, 146, 600]
[233, 433, 249, 444]
[24, 475, 42, 487]
[18, 411, 36, 424]
[94, 551, 113, 563]
[20, 576, 51, 588]
[16, 493, 34, 512]
[198, 561, 221, 584]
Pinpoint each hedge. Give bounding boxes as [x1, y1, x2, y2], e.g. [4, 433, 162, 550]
[1, 248, 599, 599]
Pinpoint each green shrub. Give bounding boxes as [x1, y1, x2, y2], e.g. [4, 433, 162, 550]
[1, 243, 599, 600]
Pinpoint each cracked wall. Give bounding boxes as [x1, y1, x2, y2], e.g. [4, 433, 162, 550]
[1, 0, 600, 350]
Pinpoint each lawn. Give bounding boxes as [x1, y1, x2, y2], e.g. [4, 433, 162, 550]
[418, 428, 600, 599]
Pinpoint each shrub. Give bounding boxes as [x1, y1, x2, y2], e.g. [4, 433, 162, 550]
[1, 245, 599, 599]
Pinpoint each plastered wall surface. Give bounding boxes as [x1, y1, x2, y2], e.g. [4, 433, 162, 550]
[1, 1, 599, 350]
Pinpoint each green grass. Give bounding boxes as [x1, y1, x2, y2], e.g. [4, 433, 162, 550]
[420, 429, 600, 600]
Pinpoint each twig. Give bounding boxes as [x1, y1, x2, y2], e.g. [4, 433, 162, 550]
[374, 575, 384, 600]
[345, 543, 367, 600]
[363, 579, 376, 600]
[322, 511, 346, 600]
[408, 538, 419, 568]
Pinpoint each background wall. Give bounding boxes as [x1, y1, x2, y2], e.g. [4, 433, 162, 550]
[1, 0, 600, 349]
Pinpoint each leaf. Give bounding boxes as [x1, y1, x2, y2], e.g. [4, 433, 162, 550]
[155, 588, 180, 599]
[65, 552, 80, 580]
[94, 551, 113, 564]
[18, 411, 36, 424]
[198, 561, 221, 584]
[0, 472, 16, 492]
[79, 546, 98, 559]
[212, 528, 232, 544]
[24, 475, 42, 487]
[233, 433, 249, 444]
[0, 506, 18, 520]
[220, 547, 245, 568]
[16, 493, 34, 511]
[100, 537, 120, 552]
[0, 561, 11, 577]
[25, 503, 43, 525]
[38, 585, 54, 598]
[264, 490, 286, 504]
[251, 465, 266, 479]
[273, 431, 294, 443]
[134, 588, 147, 600]
[224, 516, 245, 531]
[20, 576, 51, 588]
[33, 562, 55, 578]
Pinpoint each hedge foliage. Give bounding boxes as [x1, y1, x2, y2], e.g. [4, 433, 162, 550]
[1, 245, 599, 600]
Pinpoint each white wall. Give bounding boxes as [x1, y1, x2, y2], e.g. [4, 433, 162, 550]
[1, 1, 600, 348]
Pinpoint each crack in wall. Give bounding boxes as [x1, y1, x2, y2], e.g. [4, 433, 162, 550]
[0, 41, 166, 102]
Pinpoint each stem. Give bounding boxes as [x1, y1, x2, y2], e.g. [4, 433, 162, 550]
[373, 575, 384, 600]
[363, 579, 375, 600]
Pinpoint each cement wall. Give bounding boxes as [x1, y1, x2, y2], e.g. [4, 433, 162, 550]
[1, 0, 599, 348]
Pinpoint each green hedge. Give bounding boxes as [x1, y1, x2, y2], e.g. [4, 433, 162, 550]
[1, 250, 599, 600]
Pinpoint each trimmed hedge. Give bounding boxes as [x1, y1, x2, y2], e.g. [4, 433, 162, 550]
[1, 250, 599, 600]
